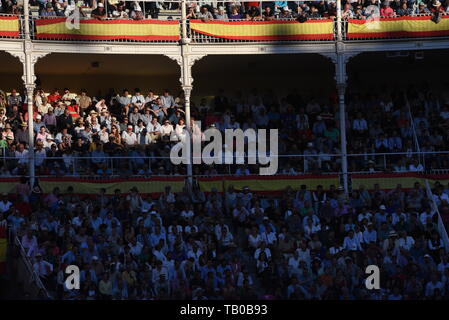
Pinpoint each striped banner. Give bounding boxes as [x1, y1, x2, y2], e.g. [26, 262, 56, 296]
[190, 19, 334, 40]
[35, 18, 180, 41]
[198, 174, 339, 193]
[0, 16, 19, 38]
[38, 177, 186, 195]
[351, 173, 426, 190]
[1, 173, 448, 196]
[347, 16, 449, 39]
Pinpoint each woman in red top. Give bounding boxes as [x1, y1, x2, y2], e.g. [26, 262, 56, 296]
[47, 89, 61, 104]
[66, 99, 80, 118]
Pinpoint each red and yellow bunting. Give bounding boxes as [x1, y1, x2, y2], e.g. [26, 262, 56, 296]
[38, 177, 186, 195]
[347, 16, 449, 39]
[190, 19, 334, 41]
[351, 173, 427, 190]
[0, 173, 447, 197]
[35, 18, 180, 41]
[198, 174, 339, 193]
[0, 16, 19, 38]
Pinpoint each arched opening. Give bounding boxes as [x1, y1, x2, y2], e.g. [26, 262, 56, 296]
[0, 51, 24, 91]
[35, 53, 181, 95]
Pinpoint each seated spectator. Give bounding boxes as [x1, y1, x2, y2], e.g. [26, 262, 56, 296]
[198, 5, 214, 21]
[91, 2, 107, 19]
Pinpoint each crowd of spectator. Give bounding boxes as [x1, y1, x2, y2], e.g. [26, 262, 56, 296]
[2, 174, 449, 300]
[1, 84, 449, 177]
[1, 0, 448, 20]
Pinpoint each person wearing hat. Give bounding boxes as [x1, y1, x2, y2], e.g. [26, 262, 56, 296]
[416, 2, 430, 14]
[363, 222, 377, 244]
[121, 124, 138, 146]
[431, 0, 444, 12]
[92, 2, 107, 19]
[33, 252, 54, 281]
[131, 5, 144, 20]
[14, 121, 30, 145]
[215, 6, 228, 20]
[40, 2, 56, 16]
[279, 6, 293, 18]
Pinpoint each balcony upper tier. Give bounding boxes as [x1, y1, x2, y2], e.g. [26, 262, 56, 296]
[1, 13, 449, 44]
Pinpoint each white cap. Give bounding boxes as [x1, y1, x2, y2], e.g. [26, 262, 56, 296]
[283, 6, 290, 11]
[36, 114, 42, 120]
[379, 205, 386, 210]
[97, 2, 104, 7]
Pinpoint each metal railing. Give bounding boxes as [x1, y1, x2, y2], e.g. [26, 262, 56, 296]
[343, 13, 449, 41]
[1, 12, 448, 43]
[2, 151, 449, 178]
[10, 230, 51, 299]
[189, 17, 337, 43]
[425, 180, 449, 251]
[28, 15, 182, 43]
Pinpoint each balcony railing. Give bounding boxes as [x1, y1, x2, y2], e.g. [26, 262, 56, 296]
[2, 13, 449, 43]
[1, 150, 448, 179]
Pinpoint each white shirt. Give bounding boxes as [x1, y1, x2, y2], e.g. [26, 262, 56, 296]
[398, 236, 415, 251]
[254, 247, 271, 260]
[343, 235, 362, 251]
[15, 149, 29, 165]
[35, 149, 47, 166]
[353, 118, 368, 131]
[160, 124, 174, 136]
[409, 163, 424, 172]
[420, 211, 435, 225]
[34, 260, 53, 277]
[121, 131, 137, 145]
[0, 200, 12, 213]
[248, 234, 262, 248]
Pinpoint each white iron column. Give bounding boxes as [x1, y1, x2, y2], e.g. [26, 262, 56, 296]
[181, 0, 188, 43]
[24, 0, 36, 187]
[336, 0, 342, 41]
[183, 83, 193, 186]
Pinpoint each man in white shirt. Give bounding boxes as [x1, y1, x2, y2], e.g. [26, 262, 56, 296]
[352, 113, 368, 135]
[15, 143, 29, 166]
[160, 120, 174, 141]
[146, 118, 162, 144]
[363, 223, 377, 244]
[160, 89, 175, 109]
[358, 209, 373, 223]
[0, 193, 12, 213]
[131, 89, 145, 109]
[254, 242, 271, 260]
[121, 125, 138, 146]
[343, 230, 363, 251]
[420, 207, 435, 225]
[397, 231, 415, 251]
[33, 253, 54, 278]
[409, 159, 424, 172]
[22, 230, 38, 257]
